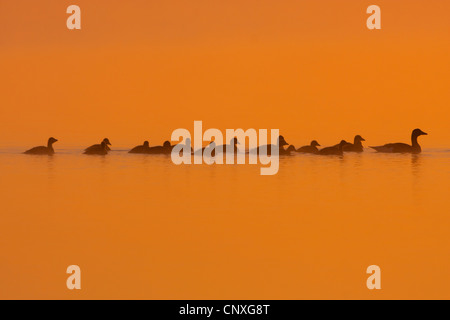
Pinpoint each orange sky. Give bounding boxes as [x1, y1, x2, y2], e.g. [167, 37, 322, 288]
[0, 0, 449, 148]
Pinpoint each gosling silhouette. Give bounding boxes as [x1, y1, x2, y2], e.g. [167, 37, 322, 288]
[335, 134, 366, 152]
[173, 138, 193, 156]
[129, 141, 150, 154]
[85, 138, 111, 154]
[84, 141, 109, 155]
[24, 137, 58, 155]
[339, 135, 365, 152]
[296, 140, 321, 154]
[146, 141, 172, 154]
[317, 140, 348, 156]
[286, 145, 296, 153]
[250, 135, 291, 155]
[370, 129, 427, 154]
[197, 140, 216, 157]
[214, 138, 241, 154]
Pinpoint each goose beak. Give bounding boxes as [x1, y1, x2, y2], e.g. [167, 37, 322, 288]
[361, 137, 366, 141]
[422, 132, 428, 135]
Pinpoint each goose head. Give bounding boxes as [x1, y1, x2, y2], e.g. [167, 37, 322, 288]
[163, 141, 171, 148]
[103, 138, 111, 146]
[143, 141, 150, 147]
[48, 137, 58, 145]
[412, 128, 427, 137]
[338, 140, 348, 150]
[278, 135, 289, 147]
[311, 140, 321, 147]
[230, 137, 240, 146]
[354, 135, 365, 143]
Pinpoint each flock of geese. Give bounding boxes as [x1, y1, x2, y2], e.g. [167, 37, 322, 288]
[23, 128, 428, 156]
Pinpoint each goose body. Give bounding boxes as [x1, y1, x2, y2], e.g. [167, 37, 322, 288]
[339, 135, 365, 152]
[172, 138, 193, 156]
[85, 138, 111, 153]
[213, 138, 241, 155]
[286, 145, 296, 153]
[296, 140, 321, 154]
[250, 135, 291, 156]
[335, 134, 366, 152]
[129, 141, 150, 154]
[146, 141, 172, 154]
[194, 141, 216, 156]
[24, 137, 58, 155]
[317, 140, 347, 156]
[370, 129, 427, 154]
[84, 141, 109, 155]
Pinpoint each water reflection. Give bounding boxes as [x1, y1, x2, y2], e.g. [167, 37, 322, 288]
[1, 148, 450, 298]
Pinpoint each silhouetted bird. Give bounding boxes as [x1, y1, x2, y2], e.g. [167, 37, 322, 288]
[85, 138, 111, 153]
[370, 129, 427, 153]
[286, 145, 296, 153]
[84, 141, 109, 155]
[129, 141, 150, 154]
[24, 137, 58, 155]
[250, 135, 291, 155]
[199, 141, 217, 157]
[173, 138, 193, 156]
[146, 141, 172, 154]
[342, 135, 365, 152]
[214, 138, 240, 154]
[317, 140, 348, 155]
[296, 140, 321, 154]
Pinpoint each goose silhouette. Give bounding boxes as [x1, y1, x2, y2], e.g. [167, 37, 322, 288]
[84, 141, 109, 155]
[345, 135, 365, 152]
[173, 138, 193, 156]
[250, 135, 291, 155]
[129, 141, 150, 154]
[214, 138, 240, 154]
[85, 138, 111, 153]
[317, 140, 347, 155]
[370, 129, 427, 153]
[296, 140, 321, 154]
[24, 137, 58, 155]
[200, 141, 217, 157]
[286, 145, 296, 153]
[146, 141, 172, 154]
[337, 135, 365, 152]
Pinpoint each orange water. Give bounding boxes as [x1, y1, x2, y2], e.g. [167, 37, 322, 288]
[1, 148, 449, 299]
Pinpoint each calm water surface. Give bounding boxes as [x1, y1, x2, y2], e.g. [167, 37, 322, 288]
[1, 148, 449, 299]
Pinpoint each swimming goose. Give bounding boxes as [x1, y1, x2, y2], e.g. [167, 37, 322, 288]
[296, 140, 321, 154]
[84, 141, 109, 155]
[129, 141, 150, 154]
[173, 138, 193, 156]
[250, 135, 291, 155]
[342, 135, 365, 152]
[214, 138, 240, 154]
[370, 129, 427, 153]
[286, 145, 296, 153]
[317, 140, 347, 155]
[24, 137, 58, 155]
[199, 141, 217, 157]
[146, 141, 172, 154]
[85, 138, 111, 153]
